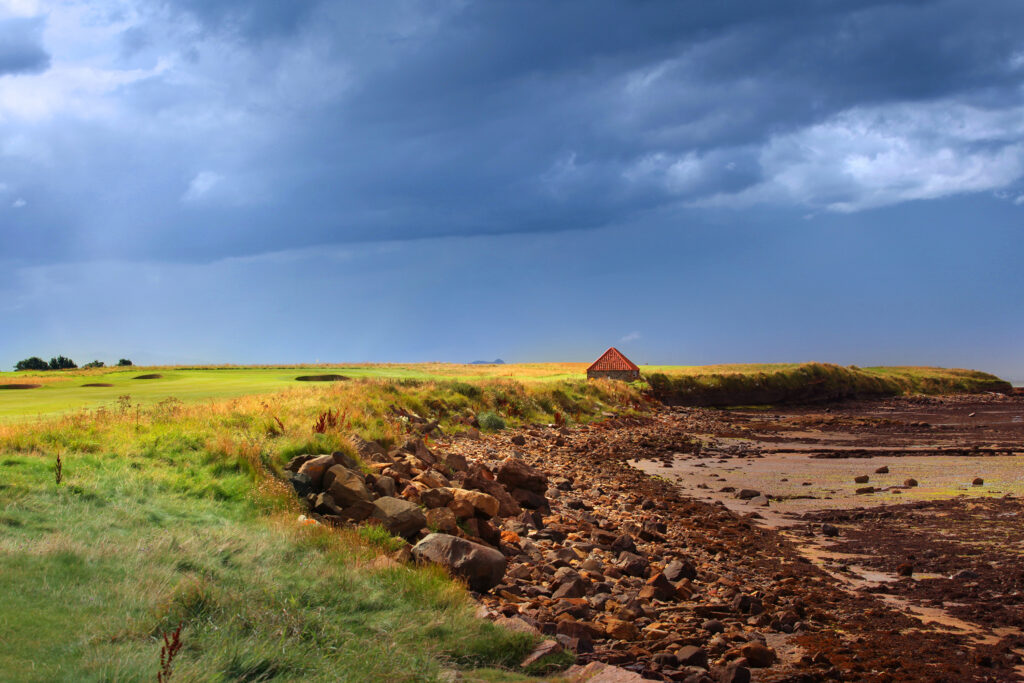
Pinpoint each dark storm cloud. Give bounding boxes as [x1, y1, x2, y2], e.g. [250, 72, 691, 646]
[0, 17, 50, 75]
[3, 0, 1024, 264]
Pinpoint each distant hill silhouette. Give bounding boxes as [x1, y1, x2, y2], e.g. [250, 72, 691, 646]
[469, 359, 505, 365]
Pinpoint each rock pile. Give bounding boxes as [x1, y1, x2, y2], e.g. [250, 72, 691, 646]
[284, 436, 553, 593]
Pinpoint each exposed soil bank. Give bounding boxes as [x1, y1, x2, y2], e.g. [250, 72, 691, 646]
[0, 384, 41, 390]
[295, 374, 350, 382]
[132, 373, 163, 380]
[647, 363, 1012, 407]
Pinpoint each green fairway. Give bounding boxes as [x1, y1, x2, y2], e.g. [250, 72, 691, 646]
[0, 364, 588, 422]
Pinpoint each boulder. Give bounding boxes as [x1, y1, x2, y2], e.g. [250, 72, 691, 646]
[369, 474, 397, 498]
[496, 458, 548, 494]
[564, 663, 643, 682]
[297, 454, 336, 488]
[854, 475, 869, 484]
[312, 492, 344, 516]
[609, 534, 637, 553]
[451, 488, 500, 518]
[324, 466, 374, 507]
[552, 576, 589, 599]
[371, 497, 427, 539]
[411, 533, 507, 592]
[664, 559, 697, 582]
[604, 618, 638, 641]
[287, 471, 314, 497]
[419, 487, 455, 509]
[739, 642, 776, 668]
[972, 477, 984, 486]
[676, 645, 708, 668]
[640, 572, 678, 601]
[736, 489, 760, 500]
[615, 551, 649, 577]
[464, 471, 522, 516]
[905, 478, 919, 487]
[875, 465, 889, 474]
[425, 507, 459, 534]
[720, 664, 751, 683]
[447, 497, 476, 520]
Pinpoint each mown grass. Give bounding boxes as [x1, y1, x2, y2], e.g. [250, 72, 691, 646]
[0, 364, 594, 422]
[0, 377, 642, 682]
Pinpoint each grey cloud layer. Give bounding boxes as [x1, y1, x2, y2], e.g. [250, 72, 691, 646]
[2, 0, 1024, 263]
[0, 18, 50, 74]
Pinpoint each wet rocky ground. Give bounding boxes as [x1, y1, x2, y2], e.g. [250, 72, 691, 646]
[440, 393, 1024, 681]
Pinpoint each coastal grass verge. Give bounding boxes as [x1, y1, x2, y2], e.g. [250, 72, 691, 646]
[645, 362, 1011, 406]
[0, 377, 642, 681]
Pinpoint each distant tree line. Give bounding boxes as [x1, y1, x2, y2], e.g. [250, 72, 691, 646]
[14, 357, 132, 371]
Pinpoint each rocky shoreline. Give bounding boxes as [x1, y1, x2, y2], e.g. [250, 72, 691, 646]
[284, 397, 1024, 682]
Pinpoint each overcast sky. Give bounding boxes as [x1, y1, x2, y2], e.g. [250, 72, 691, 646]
[1, 0, 1021, 381]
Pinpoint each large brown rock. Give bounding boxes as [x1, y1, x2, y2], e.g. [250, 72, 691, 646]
[451, 488, 500, 518]
[464, 473, 522, 517]
[447, 497, 476, 520]
[604, 618, 638, 641]
[371, 496, 427, 539]
[497, 457, 548, 494]
[297, 454, 336, 488]
[739, 642, 777, 668]
[419, 487, 454, 509]
[411, 533, 507, 592]
[564, 662, 643, 682]
[425, 507, 459, 534]
[324, 465, 374, 507]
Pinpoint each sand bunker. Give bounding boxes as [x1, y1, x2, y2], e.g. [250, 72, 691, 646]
[132, 374, 163, 380]
[81, 383, 115, 387]
[0, 383, 41, 390]
[295, 374, 350, 382]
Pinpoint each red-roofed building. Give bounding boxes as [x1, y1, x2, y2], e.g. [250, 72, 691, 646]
[586, 347, 640, 381]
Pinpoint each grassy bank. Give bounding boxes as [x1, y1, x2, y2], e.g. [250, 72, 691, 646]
[645, 362, 1012, 406]
[0, 377, 641, 682]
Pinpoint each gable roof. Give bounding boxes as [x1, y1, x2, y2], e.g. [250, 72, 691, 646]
[587, 347, 640, 373]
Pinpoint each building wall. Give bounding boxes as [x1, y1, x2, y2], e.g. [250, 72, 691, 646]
[587, 369, 640, 381]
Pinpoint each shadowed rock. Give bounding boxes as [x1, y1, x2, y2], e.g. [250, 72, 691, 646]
[412, 533, 506, 592]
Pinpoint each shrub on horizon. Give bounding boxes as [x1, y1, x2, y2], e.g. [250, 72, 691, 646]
[48, 356, 77, 370]
[83, 360, 105, 369]
[117, 358, 133, 366]
[14, 356, 49, 371]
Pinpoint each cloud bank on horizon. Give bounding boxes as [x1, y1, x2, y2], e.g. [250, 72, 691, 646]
[0, 1, 1022, 378]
